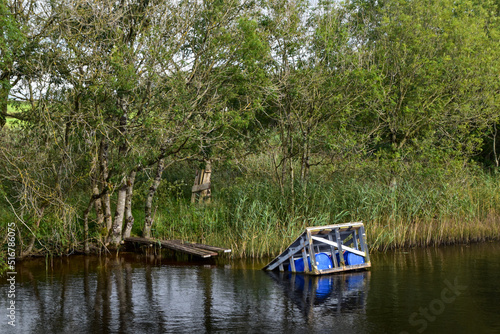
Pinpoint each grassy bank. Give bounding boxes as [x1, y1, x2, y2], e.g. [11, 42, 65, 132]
[127, 158, 500, 258]
[2, 153, 500, 260]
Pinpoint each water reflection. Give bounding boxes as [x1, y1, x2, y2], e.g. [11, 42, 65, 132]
[265, 271, 369, 318]
[1, 254, 372, 334]
[4, 243, 500, 333]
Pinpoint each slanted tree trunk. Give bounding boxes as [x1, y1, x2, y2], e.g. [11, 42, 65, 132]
[122, 170, 136, 239]
[143, 158, 165, 238]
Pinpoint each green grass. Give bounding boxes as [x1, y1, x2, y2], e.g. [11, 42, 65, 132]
[136, 159, 500, 258]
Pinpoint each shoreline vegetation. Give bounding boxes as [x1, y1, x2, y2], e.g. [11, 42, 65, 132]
[1, 0, 499, 269]
[2, 156, 500, 263]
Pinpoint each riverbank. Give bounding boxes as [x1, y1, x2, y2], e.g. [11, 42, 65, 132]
[2, 157, 500, 261]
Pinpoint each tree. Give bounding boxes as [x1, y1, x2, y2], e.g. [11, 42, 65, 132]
[349, 0, 500, 171]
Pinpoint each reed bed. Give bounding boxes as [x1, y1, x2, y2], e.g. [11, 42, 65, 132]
[144, 161, 500, 258]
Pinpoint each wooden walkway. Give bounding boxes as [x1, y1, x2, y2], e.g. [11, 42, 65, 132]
[124, 237, 231, 258]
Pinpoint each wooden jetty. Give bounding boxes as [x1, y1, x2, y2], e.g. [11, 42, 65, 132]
[263, 222, 371, 275]
[124, 237, 231, 258]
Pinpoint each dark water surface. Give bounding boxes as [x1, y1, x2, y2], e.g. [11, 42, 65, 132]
[1, 242, 500, 333]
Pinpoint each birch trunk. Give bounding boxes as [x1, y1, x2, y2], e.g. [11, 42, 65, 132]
[108, 178, 127, 245]
[122, 170, 137, 239]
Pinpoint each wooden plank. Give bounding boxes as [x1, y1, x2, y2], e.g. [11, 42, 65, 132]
[263, 231, 308, 270]
[191, 170, 201, 203]
[192, 182, 211, 193]
[124, 237, 218, 258]
[160, 240, 218, 257]
[335, 228, 344, 266]
[311, 262, 371, 276]
[306, 222, 363, 233]
[177, 241, 231, 253]
[310, 236, 366, 257]
[300, 238, 308, 272]
[306, 230, 316, 274]
[287, 248, 297, 272]
[266, 243, 305, 271]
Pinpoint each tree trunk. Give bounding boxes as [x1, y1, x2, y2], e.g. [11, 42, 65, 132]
[99, 140, 113, 235]
[108, 95, 130, 246]
[122, 170, 137, 239]
[108, 178, 127, 246]
[300, 130, 310, 193]
[93, 183, 104, 226]
[288, 123, 295, 201]
[83, 198, 94, 254]
[279, 120, 287, 196]
[23, 206, 45, 256]
[143, 158, 165, 238]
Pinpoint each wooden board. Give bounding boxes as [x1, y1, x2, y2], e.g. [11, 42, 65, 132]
[170, 240, 231, 253]
[191, 182, 211, 193]
[124, 237, 229, 258]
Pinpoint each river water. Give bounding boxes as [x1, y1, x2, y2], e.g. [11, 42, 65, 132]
[1, 242, 500, 334]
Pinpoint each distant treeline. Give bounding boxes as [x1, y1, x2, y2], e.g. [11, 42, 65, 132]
[0, 0, 499, 258]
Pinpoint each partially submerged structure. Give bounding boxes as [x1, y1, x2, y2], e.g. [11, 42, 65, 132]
[263, 222, 371, 275]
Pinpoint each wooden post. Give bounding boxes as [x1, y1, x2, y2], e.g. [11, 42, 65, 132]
[191, 164, 212, 203]
[300, 238, 308, 272]
[353, 229, 359, 250]
[359, 225, 370, 263]
[200, 160, 212, 203]
[328, 234, 338, 268]
[307, 230, 318, 274]
[335, 228, 344, 266]
[191, 170, 201, 203]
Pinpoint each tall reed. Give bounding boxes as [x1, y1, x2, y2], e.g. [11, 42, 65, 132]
[144, 159, 500, 258]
